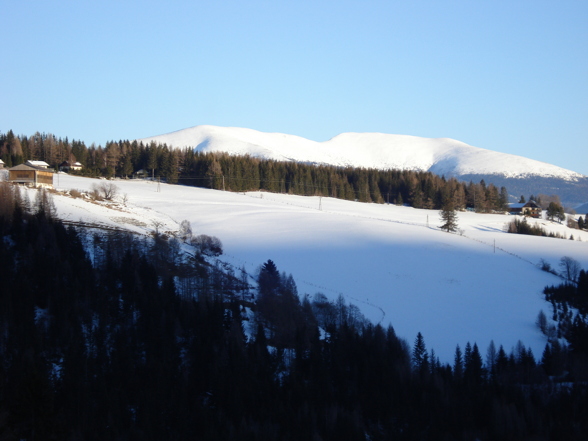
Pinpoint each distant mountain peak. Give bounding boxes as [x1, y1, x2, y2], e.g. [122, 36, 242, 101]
[138, 125, 588, 206]
[138, 125, 585, 182]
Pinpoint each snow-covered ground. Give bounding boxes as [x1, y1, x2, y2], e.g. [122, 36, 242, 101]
[48, 174, 588, 362]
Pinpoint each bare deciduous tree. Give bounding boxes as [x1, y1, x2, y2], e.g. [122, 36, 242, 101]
[152, 220, 164, 235]
[191, 234, 223, 256]
[559, 256, 581, 283]
[91, 182, 119, 200]
[179, 220, 193, 242]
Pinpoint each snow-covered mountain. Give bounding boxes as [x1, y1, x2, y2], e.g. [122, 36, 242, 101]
[139, 125, 588, 206]
[138, 125, 584, 180]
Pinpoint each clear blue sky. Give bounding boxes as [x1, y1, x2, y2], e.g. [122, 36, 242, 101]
[3, 0, 587, 175]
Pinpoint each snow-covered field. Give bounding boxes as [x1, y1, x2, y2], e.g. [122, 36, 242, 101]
[49, 174, 588, 362]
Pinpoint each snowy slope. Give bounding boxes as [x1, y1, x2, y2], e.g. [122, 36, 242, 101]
[51, 174, 588, 362]
[138, 125, 586, 181]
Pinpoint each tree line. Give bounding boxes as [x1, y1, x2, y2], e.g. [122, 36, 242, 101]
[539, 258, 588, 380]
[506, 217, 569, 238]
[1, 130, 510, 212]
[1, 182, 586, 439]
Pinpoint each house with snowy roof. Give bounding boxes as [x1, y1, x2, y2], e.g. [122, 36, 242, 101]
[59, 161, 83, 171]
[9, 163, 54, 188]
[508, 201, 541, 218]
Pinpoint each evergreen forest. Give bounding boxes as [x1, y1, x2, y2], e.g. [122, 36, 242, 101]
[0, 130, 509, 212]
[1, 182, 587, 440]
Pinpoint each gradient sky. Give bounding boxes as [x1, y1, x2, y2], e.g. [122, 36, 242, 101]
[2, 0, 587, 175]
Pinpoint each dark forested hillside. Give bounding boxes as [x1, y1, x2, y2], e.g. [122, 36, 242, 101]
[459, 173, 588, 208]
[1, 182, 587, 439]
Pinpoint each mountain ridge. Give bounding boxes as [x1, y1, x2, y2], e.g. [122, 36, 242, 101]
[138, 125, 587, 205]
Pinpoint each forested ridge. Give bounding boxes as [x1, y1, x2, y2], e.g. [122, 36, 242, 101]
[0, 130, 509, 212]
[1, 182, 587, 440]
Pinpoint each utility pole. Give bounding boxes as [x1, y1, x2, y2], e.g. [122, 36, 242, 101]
[319, 196, 322, 211]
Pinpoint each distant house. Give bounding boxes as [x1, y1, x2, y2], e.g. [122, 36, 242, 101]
[59, 161, 83, 172]
[0, 159, 4, 169]
[509, 201, 542, 218]
[133, 169, 148, 179]
[9, 163, 54, 188]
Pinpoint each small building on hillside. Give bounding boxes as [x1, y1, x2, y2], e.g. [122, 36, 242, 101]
[59, 161, 83, 172]
[509, 201, 542, 218]
[9, 163, 54, 188]
[0, 159, 4, 169]
[133, 169, 148, 179]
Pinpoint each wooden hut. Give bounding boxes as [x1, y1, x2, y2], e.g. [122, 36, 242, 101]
[9, 163, 54, 188]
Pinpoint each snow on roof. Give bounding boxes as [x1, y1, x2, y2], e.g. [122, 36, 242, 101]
[10, 163, 54, 172]
[509, 201, 540, 209]
[26, 160, 50, 167]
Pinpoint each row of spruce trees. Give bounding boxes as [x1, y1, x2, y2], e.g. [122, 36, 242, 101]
[1, 183, 587, 440]
[0, 130, 510, 212]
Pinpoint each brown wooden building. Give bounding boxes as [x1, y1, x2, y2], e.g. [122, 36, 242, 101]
[8, 163, 54, 187]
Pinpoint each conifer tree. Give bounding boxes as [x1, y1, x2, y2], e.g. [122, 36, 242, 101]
[439, 196, 458, 232]
[486, 340, 497, 379]
[499, 186, 509, 211]
[465, 343, 484, 385]
[547, 201, 565, 222]
[453, 344, 463, 379]
[35, 188, 56, 220]
[412, 332, 427, 373]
